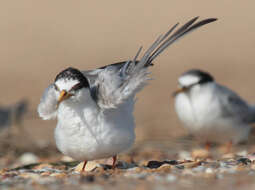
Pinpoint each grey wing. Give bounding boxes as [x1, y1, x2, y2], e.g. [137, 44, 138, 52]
[90, 17, 217, 109]
[216, 84, 251, 122]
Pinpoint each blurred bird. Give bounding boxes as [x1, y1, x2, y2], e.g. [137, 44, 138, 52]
[174, 69, 254, 150]
[0, 99, 28, 131]
[38, 17, 217, 171]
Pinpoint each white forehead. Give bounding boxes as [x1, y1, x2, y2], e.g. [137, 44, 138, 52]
[55, 78, 79, 91]
[178, 74, 200, 87]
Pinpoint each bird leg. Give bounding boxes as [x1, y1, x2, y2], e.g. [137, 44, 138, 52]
[205, 142, 211, 151]
[226, 141, 233, 153]
[112, 155, 117, 169]
[81, 160, 87, 172]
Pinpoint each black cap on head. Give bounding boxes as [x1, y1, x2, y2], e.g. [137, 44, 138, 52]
[183, 69, 214, 84]
[55, 67, 90, 89]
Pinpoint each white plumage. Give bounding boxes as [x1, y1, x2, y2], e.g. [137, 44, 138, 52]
[37, 17, 217, 168]
[174, 69, 254, 144]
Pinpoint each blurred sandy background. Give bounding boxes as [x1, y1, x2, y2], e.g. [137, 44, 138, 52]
[1, 0, 255, 148]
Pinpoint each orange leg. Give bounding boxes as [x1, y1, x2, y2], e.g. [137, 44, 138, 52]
[81, 160, 87, 172]
[226, 141, 232, 153]
[112, 155, 117, 169]
[205, 142, 211, 151]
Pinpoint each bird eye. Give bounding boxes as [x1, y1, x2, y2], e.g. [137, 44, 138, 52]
[70, 83, 82, 92]
[54, 84, 60, 91]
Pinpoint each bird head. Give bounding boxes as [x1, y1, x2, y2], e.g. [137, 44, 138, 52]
[54, 67, 90, 107]
[173, 69, 214, 96]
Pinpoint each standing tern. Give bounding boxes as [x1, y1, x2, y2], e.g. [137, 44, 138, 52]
[38, 17, 217, 171]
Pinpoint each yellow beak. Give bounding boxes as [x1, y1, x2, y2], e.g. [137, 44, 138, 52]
[57, 90, 72, 107]
[172, 87, 186, 97]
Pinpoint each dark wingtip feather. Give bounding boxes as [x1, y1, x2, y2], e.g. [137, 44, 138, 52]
[147, 17, 217, 63]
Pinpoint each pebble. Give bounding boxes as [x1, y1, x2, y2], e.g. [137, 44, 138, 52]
[117, 161, 137, 169]
[126, 167, 144, 173]
[178, 151, 192, 160]
[165, 174, 177, 182]
[50, 173, 67, 178]
[75, 161, 99, 172]
[146, 160, 164, 169]
[124, 172, 148, 179]
[191, 149, 210, 159]
[61, 156, 75, 162]
[192, 165, 205, 172]
[237, 158, 251, 165]
[33, 163, 54, 170]
[247, 153, 255, 162]
[19, 172, 41, 180]
[156, 164, 172, 172]
[222, 153, 235, 159]
[163, 160, 179, 165]
[205, 168, 214, 174]
[182, 169, 195, 176]
[40, 171, 51, 176]
[178, 161, 201, 169]
[18, 153, 39, 165]
[251, 164, 255, 170]
[236, 150, 248, 157]
[146, 160, 178, 169]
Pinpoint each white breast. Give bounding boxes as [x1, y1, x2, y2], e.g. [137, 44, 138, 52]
[174, 83, 250, 144]
[175, 84, 217, 129]
[55, 98, 135, 161]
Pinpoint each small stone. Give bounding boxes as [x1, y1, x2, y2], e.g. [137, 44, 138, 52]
[163, 160, 178, 165]
[20, 173, 41, 180]
[50, 173, 67, 178]
[205, 168, 214, 174]
[61, 156, 75, 162]
[124, 172, 148, 179]
[40, 172, 51, 176]
[178, 151, 192, 160]
[236, 150, 248, 157]
[250, 163, 255, 170]
[182, 169, 195, 176]
[221, 153, 234, 159]
[139, 160, 150, 167]
[75, 161, 99, 172]
[146, 161, 163, 169]
[247, 153, 255, 162]
[237, 158, 251, 165]
[179, 161, 201, 169]
[34, 163, 54, 170]
[147, 174, 163, 181]
[0, 168, 8, 175]
[19, 152, 39, 165]
[191, 149, 209, 159]
[156, 164, 172, 172]
[126, 167, 144, 173]
[117, 161, 137, 169]
[165, 174, 177, 182]
[192, 165, 205, 172]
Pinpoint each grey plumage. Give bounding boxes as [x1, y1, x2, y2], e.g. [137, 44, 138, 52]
[215, 84, 255, 123]
[83, 17, 217, 109]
